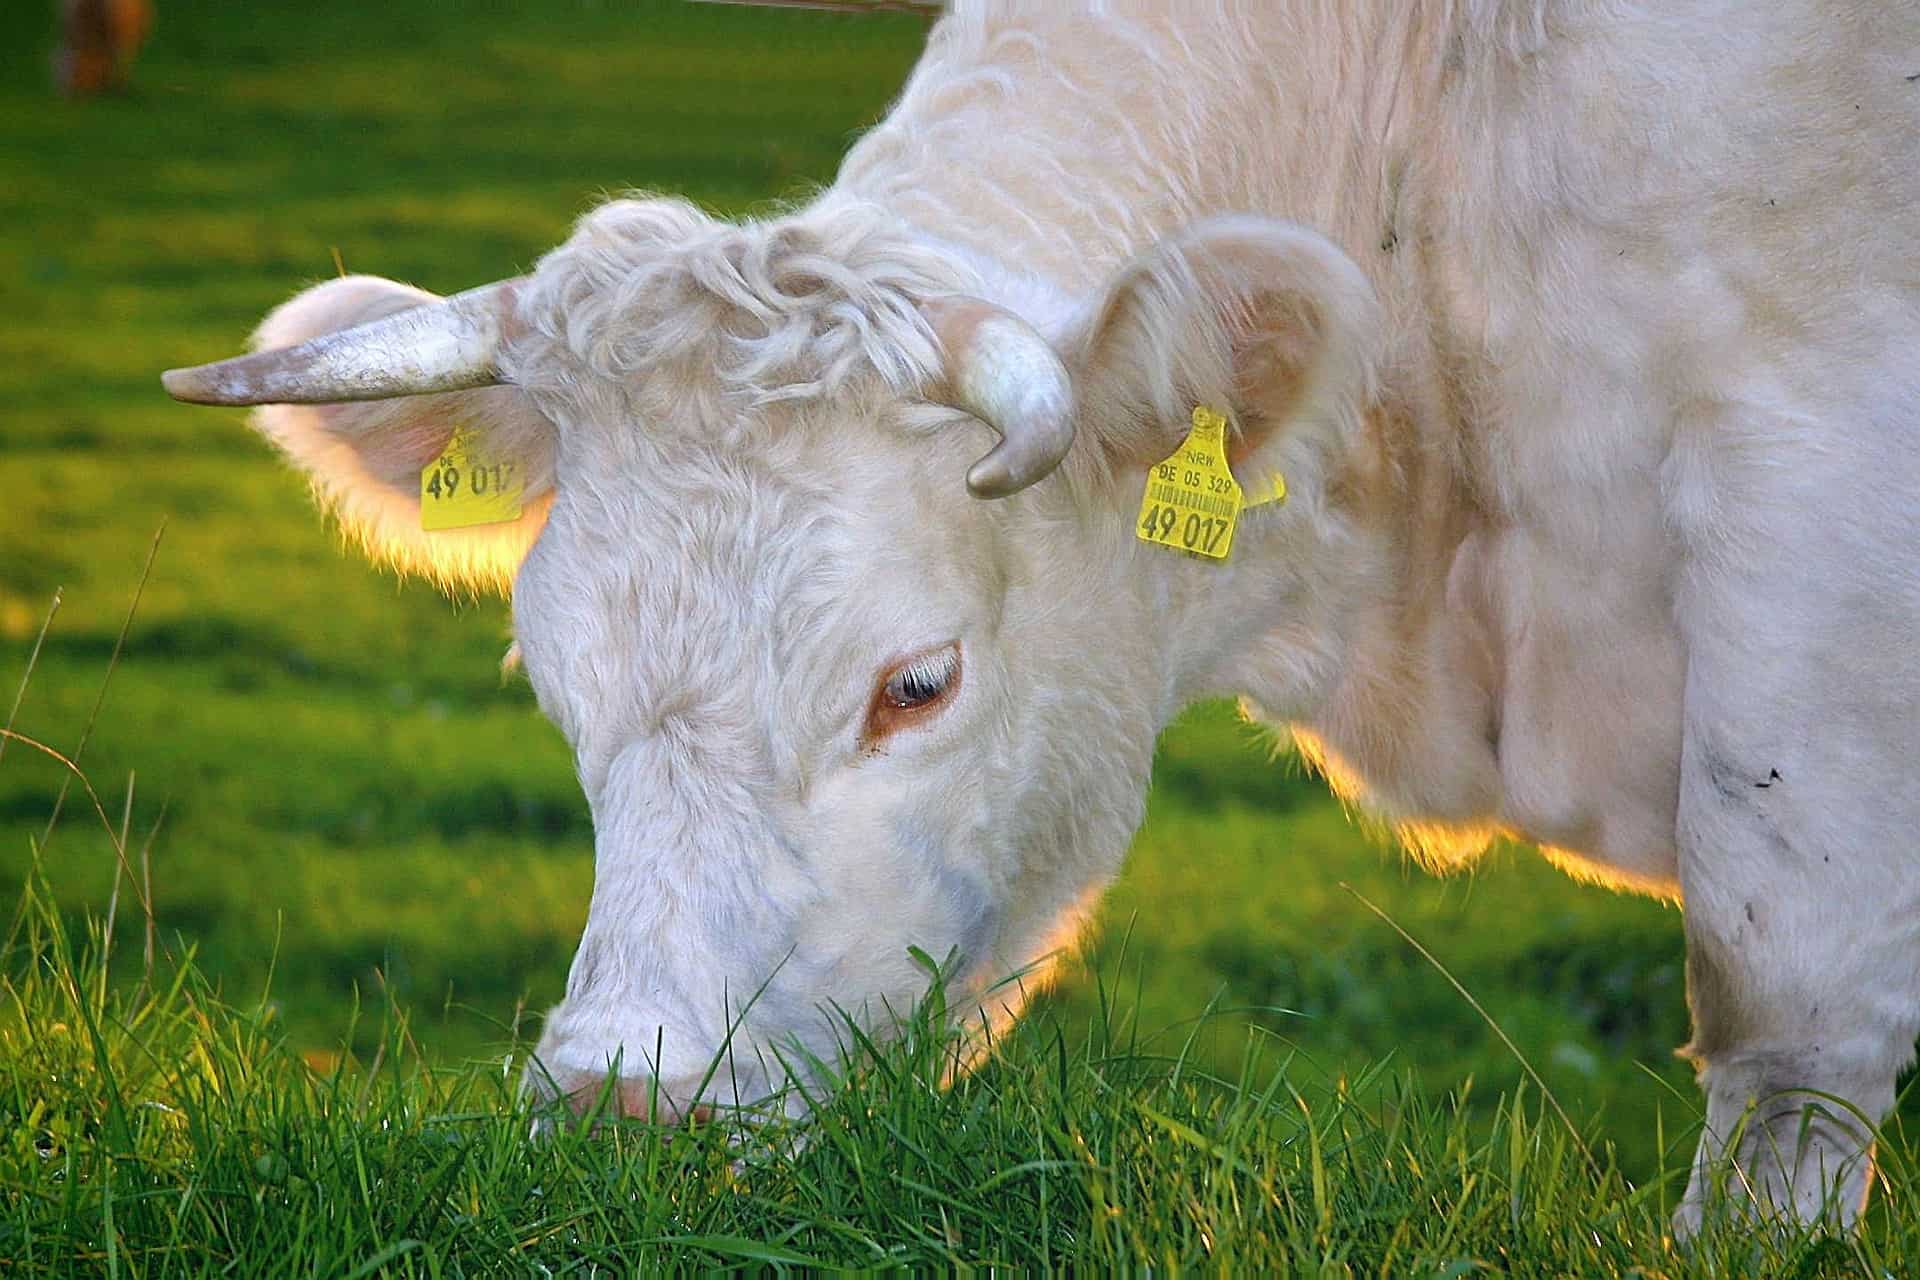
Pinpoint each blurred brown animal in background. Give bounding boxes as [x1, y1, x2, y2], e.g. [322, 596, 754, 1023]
[54, 0, 152, 97]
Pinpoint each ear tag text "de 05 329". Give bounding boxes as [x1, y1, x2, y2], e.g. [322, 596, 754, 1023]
[1135, 405, 1284, 561]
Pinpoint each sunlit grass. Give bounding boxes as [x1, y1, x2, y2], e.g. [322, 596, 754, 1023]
[4, 847, 1911, 1273]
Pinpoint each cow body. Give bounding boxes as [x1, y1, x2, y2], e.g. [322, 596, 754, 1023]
[837, 6, 1920, 1230]
[167, 1, 1920, 1234]
[848, 0, 1920, 884]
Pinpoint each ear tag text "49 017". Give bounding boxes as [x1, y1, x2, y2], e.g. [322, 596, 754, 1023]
[420, 424, 524, 531]
[1135, 405, 1284, 561]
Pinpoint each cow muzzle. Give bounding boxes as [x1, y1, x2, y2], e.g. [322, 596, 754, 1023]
[523, 1064, 717, 1130]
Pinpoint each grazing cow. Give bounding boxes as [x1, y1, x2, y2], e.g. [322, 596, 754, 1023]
[163, 1, 1920, 1235]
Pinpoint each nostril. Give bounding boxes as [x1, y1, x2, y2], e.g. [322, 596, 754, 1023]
[546, 1069, 711, 1126]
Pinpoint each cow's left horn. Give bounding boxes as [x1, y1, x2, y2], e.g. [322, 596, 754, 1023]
[925, 299, 1075, 499]
[161, 279, 522, 406]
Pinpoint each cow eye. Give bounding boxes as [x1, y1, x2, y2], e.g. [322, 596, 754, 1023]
[864, 643, 961, 746]
[884, 647, 958, 708]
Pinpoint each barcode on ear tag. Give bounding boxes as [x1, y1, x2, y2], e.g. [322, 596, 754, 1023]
[421, 425, 524, 531]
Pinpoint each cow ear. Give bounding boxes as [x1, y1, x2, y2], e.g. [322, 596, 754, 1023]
[248, 276, 557, 595]
[1070, 216, 1378, 477]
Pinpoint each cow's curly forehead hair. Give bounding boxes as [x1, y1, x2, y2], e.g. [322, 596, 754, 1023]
[512, 195, 974, 416]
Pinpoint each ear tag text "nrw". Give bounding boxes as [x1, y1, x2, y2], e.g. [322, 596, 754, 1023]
[1135, 405, 1284, 561]
[421, 424, 524, 531]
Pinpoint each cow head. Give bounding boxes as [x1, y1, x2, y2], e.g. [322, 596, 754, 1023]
[165, 196, 1378, 1121]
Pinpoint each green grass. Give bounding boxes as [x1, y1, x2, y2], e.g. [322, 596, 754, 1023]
[1, 0, 1914, 1270]
[5, 865, 1912, 1274]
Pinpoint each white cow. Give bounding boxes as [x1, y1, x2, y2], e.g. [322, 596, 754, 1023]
[164, 1, 1920, 1235]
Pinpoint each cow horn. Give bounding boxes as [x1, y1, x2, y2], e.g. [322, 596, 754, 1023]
[161, 279, 523, 406]
[925, 298, 1075, 498]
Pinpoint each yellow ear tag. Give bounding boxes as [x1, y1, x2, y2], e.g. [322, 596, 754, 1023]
[420, 425, 524, 531]
[1135, 405, 1282, 560]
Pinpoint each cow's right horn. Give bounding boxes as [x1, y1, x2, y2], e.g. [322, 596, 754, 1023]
[162, 279, 522, 406]
[924, 298, 1075, 499]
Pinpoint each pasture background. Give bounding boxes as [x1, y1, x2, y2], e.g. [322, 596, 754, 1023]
[0, 0, 1867, 1202]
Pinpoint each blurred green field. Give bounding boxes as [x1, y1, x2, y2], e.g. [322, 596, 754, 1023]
[0, 0, 1773, 1195]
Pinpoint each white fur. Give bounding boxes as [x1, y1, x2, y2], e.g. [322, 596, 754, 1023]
[233, 0, 1919, 1231]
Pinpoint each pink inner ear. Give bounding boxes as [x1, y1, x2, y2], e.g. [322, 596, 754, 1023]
[1208, 312, 1315, 471]
[295, 397, 458, 493]
[1226, 286, 1328, 433]
[395, 418, 459, 480]
[1224, 416, 1264, 470]
[366, 409, 460, 491]
[252, 389, 554, 595]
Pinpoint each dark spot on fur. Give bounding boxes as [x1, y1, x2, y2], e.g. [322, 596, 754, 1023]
[1694, 753, 1790, 858]
[1744, 902, 1756, 925]
[1702, 752, 1747, 803]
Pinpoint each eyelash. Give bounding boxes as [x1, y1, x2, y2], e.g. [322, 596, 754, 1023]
[885, 648, 959, 708]
[863, 644, 961, 748]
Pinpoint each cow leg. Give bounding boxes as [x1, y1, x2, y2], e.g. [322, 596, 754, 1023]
[1669, 408, 1920, 1234]
[1673, 696, 1919, 1236]
[1674, 863, 1906, 1235]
